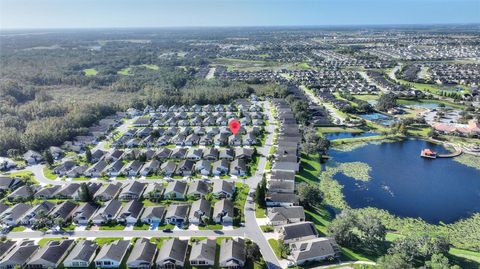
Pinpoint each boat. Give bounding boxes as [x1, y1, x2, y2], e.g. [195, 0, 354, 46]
[421, 148, 437, 159]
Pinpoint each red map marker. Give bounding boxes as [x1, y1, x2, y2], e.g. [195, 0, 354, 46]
[228, 119, 241, 135]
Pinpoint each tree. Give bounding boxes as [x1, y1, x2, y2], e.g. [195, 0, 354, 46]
[78, 182, 92, 202]
[425, 253, 451, 269]
[376, 93, 397, 112]
[388, 235, 450, 263]
[376, 253, 411, 269]
[297, 183, 323, 208]
[43, 150, 54, 166]
[357, 213, 386, 252]
[246, 241, 262, 262]
[303, 128, 330, 156]
[85, 148, 92, 164]
[279, 241, 291, 258]
[255, 176, 267, 208]
[327, 210, 360, 248]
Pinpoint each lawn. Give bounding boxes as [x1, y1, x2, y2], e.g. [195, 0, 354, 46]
[255, 204, 267, 218]
[117, 67, 132, 75]
[304, 207, 333, 236]
[133, 224, 150, 230]
[38, 238, 62, 246]
[43, 166, 57, 180]
[83, 68, 98, 76]
[139, 64, 159, 70]
[268, 239, 283, 259]
[10, 226, 26, 232]
[198, 224, 223, 230]
[352, 94, 379, 102]
[94, 237, 123, 246]
[234, 183, 249, 223]
[295, 153, 321, 185]
[99, 224, 126, 230]
[317, 126, 364, 134]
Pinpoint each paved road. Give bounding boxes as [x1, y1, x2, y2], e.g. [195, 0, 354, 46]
[5, 101, 284, 269]
[300, 85, 344, 125]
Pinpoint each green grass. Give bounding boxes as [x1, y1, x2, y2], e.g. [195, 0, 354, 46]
[43, 166, 57, 180]
[352, 94, 379, 102]
[234, 183, 249, 223]
[94, 237, 123, 246]
[317, 126, 364, 134]
[10, 226, 26, 232]
[304, 207, 333, 236]
[117, 67, 132, 75]
[99, 224, 126, 230]
[295, 153, 321, 184]
[268, 239, 282, 259]
[449, 248, 480, 263]
[83, 68, 98, 76]
[198, 224, 223, 230]
[397, 98, 464, 109]
[38, 238, 62, 246]
[139, 64, 159, 70]
[255, 204, 267, 218]
[133, 223, 150, 230]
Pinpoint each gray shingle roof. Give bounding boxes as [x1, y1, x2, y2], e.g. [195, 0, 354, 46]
[64, 240, 98, 263]
[95, 240, 130, 262]
[156, 238, 188, 264]
[127, 238, 157, 266]
[219, 238, 245, 265]
[190, 239, 216, 262]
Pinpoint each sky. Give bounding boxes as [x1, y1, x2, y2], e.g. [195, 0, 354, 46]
[1, 0, 479, 29]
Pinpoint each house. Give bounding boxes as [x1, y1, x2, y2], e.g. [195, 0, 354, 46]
[164, 181, 188, 200]
[219, 148, 235, 160]
[219, 238, 246, 268]
[267, 180, 295, 194]
[156, 148, 172, 160]
[0, 240, 39, 269]
[212, 159, 229, 176]
[189, 239, 216, 267]
[160, 161, 177, 177]
[20, 201, 55, 226]
[265, 192, 299, 207]
[53, 161, 76, 176]
[195, 160, 212, 176]
[26, 239, 75, 269]
[141, 206, 166, 224]
[214, 133, 228, 146]
[279, 222, 318, 244]
[7, 185, 37, 202]
[228, 134, 242, 146]
[0, 241, 16, 261]
[91, 199, 122, 225]
[213, 199, 234, 224]
[104, 160, 124, 177]
[267, 206, 305, 226]
[156, 238, 188, 269]
[0, 176, 22, 193]
[188, 199, 211, 225]
[143, 183, 165, 200]
[50, 201, 78, 222]
[34, 185, 61, 200]
[175, 160, 195, 176]
[187, 180, 210, 198]
[1, 203, 32, 226]
[84, 160, 108, 177]
[119, 181, 146, 201]
[171, 148, 187, 159]
[165, 204, 190, 225]
[73, 202, 99, 225]
[212, 180, 235, 199]
[186, 148, 203, 160]
[55, 183, 81, 199]
[94, 183, 122, 201]
[66, 165, 88, 178]
[140, 160, 160, 176]
[23, 150, 43, 165]
[63, 240, 99, 268]
[118, 200, 144, 224]
[91, 149, 106, 163]
[94, 240, 130, 268]
[234, 148, 254, 159]
[120, 160, 143, 177]
[105, 150, 124, 162]
[289, 238, 340, 266]
[230, 159, 247, 176]
[127, 238, 157, 269]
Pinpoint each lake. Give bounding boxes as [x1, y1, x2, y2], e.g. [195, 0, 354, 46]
[324, 132, 380, 140]
[330, 139, 480, 224]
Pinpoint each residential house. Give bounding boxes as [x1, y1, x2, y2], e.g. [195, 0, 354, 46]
[212, 181, 235, 199]
[219, 148, 235, 161]
[164, 181, 188, 200]
[267, 206, 305, 226]
[53, 161, 76, 176]
[94, 240, 130, 268]
[141, 206, 166, 224]
[219, 238, 246, 268]
[94, 183, 122, 201]
[175, 160, 195, 176]
[156, 239, 188, 269]
[279, 222, 318, 244]
[34, 186, 60, 200]
[23, 150, 43, 165]
[213, 199, 234, 224]
[55, 183, 81, 199]
[289, 238, 340, 266]
[1, 203, 32, 226]
[119, 181, 146, 201]
[91, 199, 122, 225]
[63, 240, 99, 268]
[212, 159, 229, 176]
[189, 239, 216, 267]
[118, 200, 144, 224]
[140, 160, 160, 176]
[234, 148, 254, 160]
[7, 185, 37, 202]
[66, 165, 88, 178]
[127, 238, 157, 269]
[143, 183, 164, 200]
[26, 239, 75, 269]
[0, 240, 39, 269]
[50, 201, 78, 223]
[230, 159, 247, 176]
[203, 148, 219, 160]
[186, 148, 203, 160]
[195, 160, 212, 176]
[187, 180, 210, 199]
[165, 204, 190, 225]
[49, 146, 64, 160]
[20, 201, 55, 226]
[84, 160, 108, 178]
[160, 161, 176, 177]
[91, 149, 106, 163]
[104, 160, 124, 177]
[73, 202, 99, 225]
[188, 199, 211, 225]
[120, 160, 143, 177]
[0, 241, 16, 261]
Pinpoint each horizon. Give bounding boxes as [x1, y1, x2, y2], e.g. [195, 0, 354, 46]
[1, 0, 479, 30]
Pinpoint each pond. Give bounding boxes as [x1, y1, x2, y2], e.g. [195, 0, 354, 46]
[324, 132, 380, 140]
[330, 139, 480, 224]
[359, 113, 396, 126]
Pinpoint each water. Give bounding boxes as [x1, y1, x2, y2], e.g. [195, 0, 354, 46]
[404, 102, 453, 110]
[324, 132, 380, 140]
[330, 139, 480, 224]
[359, 113, 396, 126]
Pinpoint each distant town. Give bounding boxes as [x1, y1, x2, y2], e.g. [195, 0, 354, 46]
[0, 25, 479, 269]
